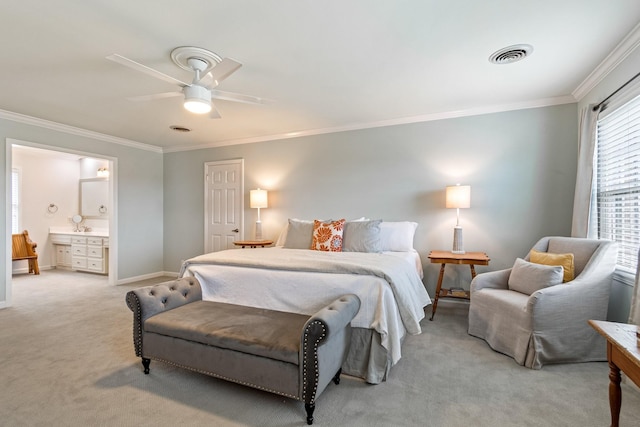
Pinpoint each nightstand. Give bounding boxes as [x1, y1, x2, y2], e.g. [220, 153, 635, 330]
[233, 240, 273, 248]
[428, 250, 490, 320]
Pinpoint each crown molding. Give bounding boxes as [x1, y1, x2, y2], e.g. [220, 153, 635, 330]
[0, 109, 162, 153]
[164, 95, 577, 153]
[573, 22, 640, 101]
[0, 95, 577, 155]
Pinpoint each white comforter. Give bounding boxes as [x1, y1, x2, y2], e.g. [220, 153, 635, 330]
[179, 248, 431, 366]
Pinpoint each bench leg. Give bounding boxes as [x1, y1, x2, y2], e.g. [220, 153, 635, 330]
[305, 403, 315, 425]
[332, 368, 342, 385]
[142, 358, 150, 374]
[28, 259, 40, 275]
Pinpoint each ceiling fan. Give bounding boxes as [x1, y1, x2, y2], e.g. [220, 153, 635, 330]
[106, 46, 271, 118]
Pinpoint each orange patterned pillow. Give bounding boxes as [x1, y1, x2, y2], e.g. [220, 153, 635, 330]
[311, 219, 346, 252]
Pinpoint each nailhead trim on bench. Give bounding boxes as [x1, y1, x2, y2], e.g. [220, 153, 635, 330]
[150, 356, 300, 400]
[125, 292, 144, 357]
[302, 320, 327, 405]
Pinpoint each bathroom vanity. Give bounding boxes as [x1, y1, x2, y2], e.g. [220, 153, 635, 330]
[50, 228, 109, 274]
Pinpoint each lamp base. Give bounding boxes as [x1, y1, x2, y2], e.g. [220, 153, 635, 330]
[452, 226, 465, 254]
[255, 221, 263, 241]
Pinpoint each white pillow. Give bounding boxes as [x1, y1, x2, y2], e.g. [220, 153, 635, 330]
[508, 258, 564, 295]
[275, 225, 288, 246]
[378, 221, 418, 252]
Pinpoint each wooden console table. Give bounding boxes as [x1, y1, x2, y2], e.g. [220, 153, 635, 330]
[428, 250, 490, 320]
[589, 320, 640, 427]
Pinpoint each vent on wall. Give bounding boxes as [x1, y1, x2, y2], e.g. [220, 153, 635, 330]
[489, 44, 533, 64]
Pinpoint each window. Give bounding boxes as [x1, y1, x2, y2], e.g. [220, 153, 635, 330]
[11, 168, 20, 234]
[595, 93, 640, 272]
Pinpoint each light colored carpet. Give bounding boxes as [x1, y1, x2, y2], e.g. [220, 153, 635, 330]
[1, 269, 639, 426]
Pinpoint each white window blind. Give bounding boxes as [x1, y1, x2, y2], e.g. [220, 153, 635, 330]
[596, 93, 640, 272]
[11, 168, 19, 234]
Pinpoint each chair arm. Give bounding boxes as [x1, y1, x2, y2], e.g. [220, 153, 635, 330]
[528, 277, 611, 331]
[300, 294, 360, 405]
[125, 277, 202, 357]
[471, 268, 511, 292]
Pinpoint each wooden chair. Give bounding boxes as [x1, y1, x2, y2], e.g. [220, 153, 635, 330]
[12, 230, 40, 275]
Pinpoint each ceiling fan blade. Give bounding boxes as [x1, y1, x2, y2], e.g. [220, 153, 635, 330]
[106, 54, 189, 87]
[210, 103, 222, 119]
[126, 92, 183, 102]
[206, 58, 242, 86]
[210, 89, 274, 105]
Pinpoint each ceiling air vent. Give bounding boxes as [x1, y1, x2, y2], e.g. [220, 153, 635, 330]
[170, 125, 191, 132]
[489, 44, 533, 64]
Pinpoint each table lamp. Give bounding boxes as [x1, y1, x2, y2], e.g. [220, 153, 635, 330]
[446, 184, 471, 254]
[250, 188, 268, 240]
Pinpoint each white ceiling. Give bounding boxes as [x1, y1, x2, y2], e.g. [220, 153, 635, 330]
[1, 1, 640, 152]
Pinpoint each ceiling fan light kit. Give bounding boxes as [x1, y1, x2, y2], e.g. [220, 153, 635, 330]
[183, 85, 212, 114]
[107, 46, 272, 118]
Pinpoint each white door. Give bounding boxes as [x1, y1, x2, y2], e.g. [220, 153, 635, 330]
[204, 159, 244, 253]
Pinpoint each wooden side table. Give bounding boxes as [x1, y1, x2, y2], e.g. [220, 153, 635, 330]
[233, 240, 273, 248]
[588, 320, 640, 427]
[428, 250, 490, 320]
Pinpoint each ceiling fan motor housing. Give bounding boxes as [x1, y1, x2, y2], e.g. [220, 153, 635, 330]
[183, 85, 212, 114]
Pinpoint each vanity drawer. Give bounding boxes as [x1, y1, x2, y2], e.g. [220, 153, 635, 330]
[72, 246, 87, 256]
[71, 236, 87, 245]
[87, 247, 103, 258]
[87, 237, 103, 246]
[72, 257, 88, 269]
[87, 259, 104, 272]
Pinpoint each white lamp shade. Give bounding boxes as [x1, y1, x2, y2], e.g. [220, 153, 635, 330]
[250, 188, 268, 209]
[446, 185, 471, 209]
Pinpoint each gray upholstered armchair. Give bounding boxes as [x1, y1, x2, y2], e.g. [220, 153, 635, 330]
[468, 236, 618, 369]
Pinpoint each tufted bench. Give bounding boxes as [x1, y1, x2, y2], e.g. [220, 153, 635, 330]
[126, 277, 360, 425]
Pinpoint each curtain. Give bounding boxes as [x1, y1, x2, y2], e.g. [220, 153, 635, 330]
[570, 105, 599, 238]
[630, 247, 640, 325]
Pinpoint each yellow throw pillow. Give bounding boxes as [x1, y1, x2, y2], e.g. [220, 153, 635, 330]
[529, 249, 575, 282]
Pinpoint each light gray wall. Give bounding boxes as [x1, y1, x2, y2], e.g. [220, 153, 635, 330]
[577, 46, 640, 322]
[0, 118, 164, 306]
[163, 103, 579, 297]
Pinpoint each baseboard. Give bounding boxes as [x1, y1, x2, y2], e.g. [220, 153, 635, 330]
[12, 265, 55, 275]
[116, 271, 178, 285]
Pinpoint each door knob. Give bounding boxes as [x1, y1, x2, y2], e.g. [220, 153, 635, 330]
[232, 228, 239, 233]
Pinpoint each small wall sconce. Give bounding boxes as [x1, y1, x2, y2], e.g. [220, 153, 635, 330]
[97, 168, 109, 178]
[446, 184, 471, 254]
[250, 188, 268, 240]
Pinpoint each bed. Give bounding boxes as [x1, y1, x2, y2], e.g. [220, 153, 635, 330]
[179, 219, 432, 384]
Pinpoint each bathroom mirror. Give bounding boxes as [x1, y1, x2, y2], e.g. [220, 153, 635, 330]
[80, 178, 109, 218]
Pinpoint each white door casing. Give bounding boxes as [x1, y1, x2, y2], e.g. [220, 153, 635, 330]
[204, 159, 243, 253]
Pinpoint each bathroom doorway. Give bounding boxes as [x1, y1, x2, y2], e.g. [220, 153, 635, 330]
[6, 140, 117, 303]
